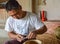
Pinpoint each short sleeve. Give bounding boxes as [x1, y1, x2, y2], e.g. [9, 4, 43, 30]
[34, 17, 44, 29]
[30, 14, 44, 30]
[5, 17, 13, 32]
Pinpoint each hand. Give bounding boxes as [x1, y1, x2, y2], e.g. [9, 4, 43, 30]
[16, 34, 24, 42]
[26, 31, 37, 39]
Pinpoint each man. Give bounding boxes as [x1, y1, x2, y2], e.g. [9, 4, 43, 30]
[4, 0, 47, 44]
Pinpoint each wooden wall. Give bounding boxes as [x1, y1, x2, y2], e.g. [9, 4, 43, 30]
[0, 9, 9, 29]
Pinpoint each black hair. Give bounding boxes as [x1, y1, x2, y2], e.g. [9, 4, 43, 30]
[5, 0, 22, 11]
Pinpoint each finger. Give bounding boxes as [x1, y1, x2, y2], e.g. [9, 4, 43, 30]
[30, 32, 36, 39]
[17, 37, 21, 42]
[29, 32, 33, 39]
[18, 39, 22, 42]
[27, 32, 31, 38]
[17, 37, 23, 42]
[27, 32, 31, 39]
[18, 34, 24, 38]
[32, 34, 36, 38]
[28, 32, 34, 39]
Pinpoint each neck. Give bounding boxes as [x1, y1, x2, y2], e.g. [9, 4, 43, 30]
[18, 11, 26, 19]
[22, 11, 26, 18]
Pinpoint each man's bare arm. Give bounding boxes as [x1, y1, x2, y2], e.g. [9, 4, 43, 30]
[33, 25, 47, 34]
[8, 31, 24, 42]
[8, 32, 17, 39]
[27, 25, 47, 39]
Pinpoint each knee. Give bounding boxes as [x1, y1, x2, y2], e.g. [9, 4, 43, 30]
[4, 41, 11, 44]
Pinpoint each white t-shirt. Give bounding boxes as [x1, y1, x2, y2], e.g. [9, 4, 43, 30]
[5, 12, 44, 36]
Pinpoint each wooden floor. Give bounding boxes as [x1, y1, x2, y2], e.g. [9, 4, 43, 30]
[0, 38, 9, 44]
[0, 29, 9, 44]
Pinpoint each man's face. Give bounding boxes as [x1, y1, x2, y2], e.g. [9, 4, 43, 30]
[7, 9, 23, 19]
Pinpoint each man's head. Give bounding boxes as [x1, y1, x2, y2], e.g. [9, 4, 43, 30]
[5, 0, 22, 12]
[5, 0, 23, 19]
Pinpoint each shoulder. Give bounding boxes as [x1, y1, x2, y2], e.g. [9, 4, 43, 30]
[27, 11, 38, 19]
[6, 16, 14, 23]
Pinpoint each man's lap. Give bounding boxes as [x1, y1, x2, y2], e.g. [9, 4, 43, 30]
[4, 38, 29, 44]
[4, 39, 22, 44]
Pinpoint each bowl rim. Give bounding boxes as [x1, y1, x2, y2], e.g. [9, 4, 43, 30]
[23, 39, 42, 44]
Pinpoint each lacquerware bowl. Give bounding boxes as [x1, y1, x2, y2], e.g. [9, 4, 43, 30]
[23, 39, 42, 44]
